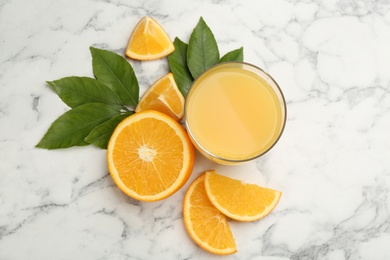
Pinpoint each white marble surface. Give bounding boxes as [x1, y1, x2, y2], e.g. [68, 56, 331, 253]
[1, 0, 390, 259]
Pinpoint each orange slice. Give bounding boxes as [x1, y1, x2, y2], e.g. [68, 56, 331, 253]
[135, 73, 185, 121]
[107, 110, 194, 202]
[126, 16, 175, 60]
[204, 170, 282, 222]
[183, 173, 237, 255]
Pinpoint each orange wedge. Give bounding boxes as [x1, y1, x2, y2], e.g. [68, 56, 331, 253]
[183, 173, 237, 255]
[126, 16, 175, 60]
[107, 110, 194, 202]
[204, 170, 282, 222]
[135, 73, 185, 121]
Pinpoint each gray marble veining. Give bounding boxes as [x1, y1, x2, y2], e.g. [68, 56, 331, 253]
[1, 0, 390, 259]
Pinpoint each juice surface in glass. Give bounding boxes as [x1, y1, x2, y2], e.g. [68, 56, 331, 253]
[185, 62, 286, 164]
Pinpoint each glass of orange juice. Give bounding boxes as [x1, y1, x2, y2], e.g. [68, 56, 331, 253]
[185, 62, 286, 164]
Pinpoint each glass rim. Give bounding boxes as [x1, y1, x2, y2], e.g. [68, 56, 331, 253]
[184, 61, 287, 163]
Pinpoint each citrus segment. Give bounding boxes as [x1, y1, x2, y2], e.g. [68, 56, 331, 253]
[126, 16, 175, 60]
[135, 73, 185, 121]
[107, 110, 194, 202]
[204, 170, 282, 222]
[183, 174, 237, 255]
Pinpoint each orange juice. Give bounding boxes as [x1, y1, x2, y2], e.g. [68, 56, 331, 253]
[185, 62, 286, 164]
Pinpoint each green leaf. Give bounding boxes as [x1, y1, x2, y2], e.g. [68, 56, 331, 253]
[168, 38, 194, 97]
[219, 47, 244, 63]
[187, 17, 219, 79]
[84, 112, 133, 149]
[36, 103, 120, 149]
[47, 76, 123, 109]
[90, 47, 139, 106]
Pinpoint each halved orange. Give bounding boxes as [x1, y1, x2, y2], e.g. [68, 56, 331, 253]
[135, 73, 185, 121]
[107, 110, 194, 202]
[126, 16, 175, 60]
[183, 173, 237, 255]
[204, 170, 282, 222]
